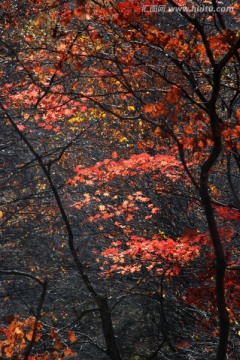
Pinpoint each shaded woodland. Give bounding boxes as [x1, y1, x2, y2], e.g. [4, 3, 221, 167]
[0, 1, 239, 359]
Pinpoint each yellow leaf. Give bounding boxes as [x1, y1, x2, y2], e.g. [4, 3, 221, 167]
[68, 117, 84, 124]
[127, 106, 135, 111]
[15, 327, 22, 335]
[0, 210, 3, 219]
[120, 137, 128, 142]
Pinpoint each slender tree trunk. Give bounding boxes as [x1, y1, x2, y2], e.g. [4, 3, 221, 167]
[97, 296, 122, 360]
[200, 179, 229, 360]
[200, 104, 230, 359]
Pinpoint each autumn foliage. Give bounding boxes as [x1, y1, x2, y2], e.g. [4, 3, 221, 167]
[0, 0, 239, 359]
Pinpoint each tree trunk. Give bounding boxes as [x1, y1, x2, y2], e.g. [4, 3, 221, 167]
[97, 296, 122, 360]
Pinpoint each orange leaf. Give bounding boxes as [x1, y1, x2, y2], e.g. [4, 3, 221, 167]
[17, 124, 25, 131]
[64, 347, 73, 356]
[185, 126, 192, 134]
[143, 103, 155, 113]
[50, 327, 58, 340]
[54, 341, 63, 349]
[111, 151, 118, 159]
[5, 346, 14, 358]
[26, 331, 33, 341]
[68, 330, 77, 343]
